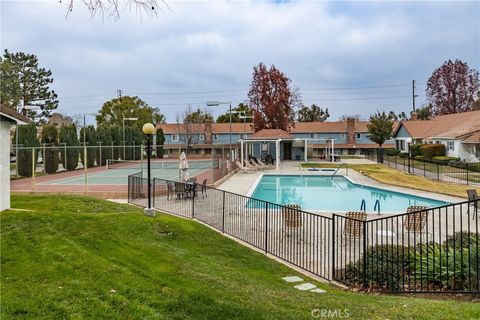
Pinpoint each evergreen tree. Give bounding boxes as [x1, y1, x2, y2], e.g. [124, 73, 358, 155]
[41, 124, 59, 174]
[110, 125, 122, 160]
[156, 127, 165, 158]
[96, 125, 112, 165]
[15, 123, 40, 177]
[0, 50, 58, 123]
[79, 125, 97, 168]
[59, 124, 79, 171]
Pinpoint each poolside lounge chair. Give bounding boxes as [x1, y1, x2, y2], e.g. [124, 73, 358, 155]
[245, 159, 260, 171]
[235, 160, 254, 173]
[403, 206, 430, 241]
[282, 204, 303, 242]
[343, 212, 367, 243]
[255, 158, 273, 169]
[249, 159, 263, 170]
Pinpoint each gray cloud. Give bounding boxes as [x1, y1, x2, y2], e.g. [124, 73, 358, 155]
[1, 0, 479, 122]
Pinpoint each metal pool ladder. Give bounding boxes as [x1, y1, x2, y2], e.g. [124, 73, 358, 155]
[331, 163, 346, 179]
[360, 199, 366, 212]
[374, 200, 381, 215]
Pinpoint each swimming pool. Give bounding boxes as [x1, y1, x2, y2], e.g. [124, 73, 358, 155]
[249, 175, 448, 212]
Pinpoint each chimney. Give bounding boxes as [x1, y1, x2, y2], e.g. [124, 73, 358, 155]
[410, 112, 418, 121]
[204, 119, 213, 144]
[346, 117, 356, 144]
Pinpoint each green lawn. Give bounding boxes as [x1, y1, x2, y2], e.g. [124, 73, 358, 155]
[1, 195, 479, 319]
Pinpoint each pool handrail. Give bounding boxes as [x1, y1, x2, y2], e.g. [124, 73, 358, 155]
[360, 199, 366, 212]
[331, 163, 346, 179]
[374, 199, 381, 215]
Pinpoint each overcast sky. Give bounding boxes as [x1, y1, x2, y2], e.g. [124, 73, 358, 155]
[1, 0, 479, 123]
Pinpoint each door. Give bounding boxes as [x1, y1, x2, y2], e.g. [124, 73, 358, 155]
[283, 142, 292, 160]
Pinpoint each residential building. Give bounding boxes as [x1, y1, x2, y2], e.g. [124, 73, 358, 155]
[392, 110, 480, 162]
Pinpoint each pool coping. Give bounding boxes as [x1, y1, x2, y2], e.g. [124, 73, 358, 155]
[245, 171, 463, 215]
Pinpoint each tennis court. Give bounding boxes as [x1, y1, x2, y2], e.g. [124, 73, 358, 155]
[38, 159, 218, 186]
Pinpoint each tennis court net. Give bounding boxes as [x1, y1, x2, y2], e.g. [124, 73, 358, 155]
[106, 159, 220, 170]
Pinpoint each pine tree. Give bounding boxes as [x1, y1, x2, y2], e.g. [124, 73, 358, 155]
[80, 125, 97, 168]
[156, 128, 165, 158]
[96, 125, 112, 166]
[15, 123, 40, 177]
[59, 124, 79, 171]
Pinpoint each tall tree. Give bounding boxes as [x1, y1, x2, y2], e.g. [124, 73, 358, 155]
[184, 108, 213, 123]
[65, 0, 166, 20]
[0, 50, 58, 123]
[216, 103, 253, 123]
[387, 111, 408, 121]
[14, 123, 40, 177]
[339, 114, 362, 121]
[367, 111, 394, 164]
[96, 96, 166, 130]
[41, 124, 59, 174]
[59, 124, 79, 171]
[426, 59, 480, 115]
[248, 62, 301, 131]
[175, 105, 203, 153]
[415, 105, 433, 120]
[297, 104, 329, 122]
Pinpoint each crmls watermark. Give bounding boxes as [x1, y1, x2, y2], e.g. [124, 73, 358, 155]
[311, 308, 350, 318]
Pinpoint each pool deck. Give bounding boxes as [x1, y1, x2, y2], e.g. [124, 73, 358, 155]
[217, 160, 464, 209]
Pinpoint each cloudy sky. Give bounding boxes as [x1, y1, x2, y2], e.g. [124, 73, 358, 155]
[1, 0, 479, 123]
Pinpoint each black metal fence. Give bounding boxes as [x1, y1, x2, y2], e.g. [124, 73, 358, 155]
[365, 150, 480, 186]
[128, 173, 480, 293]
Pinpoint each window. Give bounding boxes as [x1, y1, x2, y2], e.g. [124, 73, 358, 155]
[172, 134, 179, 142]
[213, 134, 219, 140]
[199, 134, 205, 141]
[261, 143, 268, 152]
[396, 139, 405, 152]
[309, 133, 318, 139]
[447, 141, 455, 151]
[356, 133, 361, 139]
[340, 133, 346, 140]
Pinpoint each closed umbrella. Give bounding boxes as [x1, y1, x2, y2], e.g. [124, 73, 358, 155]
[179, 151, 189, 181]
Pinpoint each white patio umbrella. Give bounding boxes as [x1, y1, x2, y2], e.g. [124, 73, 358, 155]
[179, 151, 189, 181]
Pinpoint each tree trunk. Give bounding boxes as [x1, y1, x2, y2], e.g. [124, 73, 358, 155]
[378, 144, 384, 164]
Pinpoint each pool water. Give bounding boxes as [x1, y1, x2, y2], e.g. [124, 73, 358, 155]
[250, 175, 448, 212]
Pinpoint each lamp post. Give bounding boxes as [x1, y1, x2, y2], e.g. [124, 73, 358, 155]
[142, 122, 156, 217]
[206, 101, 232, 159]
[123, 117, 138, 160]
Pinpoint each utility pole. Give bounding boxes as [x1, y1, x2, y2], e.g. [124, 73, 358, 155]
[412, 80, 418, 112]
[117, 89, 123, 100]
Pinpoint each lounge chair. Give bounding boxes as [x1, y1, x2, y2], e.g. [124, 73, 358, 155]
[403, 206, 430, 241]
[245, 159, 260, 171]
[235, 160, 254, 173]
[255, 158, 272, 169]
[343, 212, 367, 243]
[249, 159, 263, 170]
[282, 204, 303, 242]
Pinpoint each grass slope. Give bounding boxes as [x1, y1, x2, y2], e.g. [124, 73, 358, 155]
[303, 163, 479, 198]
[1, 195, 479, 319]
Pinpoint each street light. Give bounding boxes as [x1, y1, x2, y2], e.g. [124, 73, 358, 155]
[123, 117, 138, 160]
[206, 101, 232, 159]
[142, 122, 156, 217]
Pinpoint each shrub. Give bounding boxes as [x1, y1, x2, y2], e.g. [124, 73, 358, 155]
[344, 244, 414, 291]
[415, 155, 424, 160]
[110, 125, 122, 160]
[399, 152, 409, 158]
[96, 126, 112, 166]
[432, 156, 457, 165]
[410, 143, 423, 157]
[41, 124, 59, 174]
[15, 123, 40, 177]
[384, 148, 399, 156]
[132, 126, 142, 160]
[79, 125, 97, 168]
[444, 232, 479, 249]
[59, 124, 79, 171]
[156, 127, 165, 158]
[420, 144, 445, 159]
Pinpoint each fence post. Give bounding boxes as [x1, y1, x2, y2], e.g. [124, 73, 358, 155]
[363, 220, 367, 289]
[437, 163, 440, 181]
[152, 179, 156, 208]
[222, 191, 225, 233]
[331, 215, 336, 280]
[264, 203, 268, 253]
[192, 189, 195, 219]
[466, 163, 469, 185]
[423, 160, 426, 177]
[32, 146, 35, 189]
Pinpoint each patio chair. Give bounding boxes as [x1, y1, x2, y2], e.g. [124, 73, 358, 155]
[245, 159, 260, 171]
[343, 212, 367, 244]
[235, 160, 254, 173]
[403, 206, 430, 241]
[282, 204, 303, 242]
[174, 182, 186, 200]
[249, 159, 263, 170]
[166, 181, 175, 200]
[255, 158, 273, 169]
[196, 178, 208, 198]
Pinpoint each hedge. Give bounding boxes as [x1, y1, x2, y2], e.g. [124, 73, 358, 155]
[432, 156, 457, 165]
[110, 125, 122, 160]
[41, 124, 59, 174]
[15, 123, 40, 177]
[59, 124, 79, 171]
[79, 125, 97, 168]
[96, 126, 112, 166]
[419, 144, 445, 159]
[410, 143, 423, 157]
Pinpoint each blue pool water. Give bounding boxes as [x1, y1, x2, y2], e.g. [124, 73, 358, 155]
[250, 175, 448, 212]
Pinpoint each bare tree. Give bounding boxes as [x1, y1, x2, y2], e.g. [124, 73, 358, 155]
[64, 0, 171, 20]
[176, 105, 203, 154]
[339, 114, 362, 121]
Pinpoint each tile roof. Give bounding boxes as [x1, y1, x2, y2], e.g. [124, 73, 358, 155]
[460, 130, 480, 144]
[0, 104, 30, 124]
[311, 143, 395, 149]
[249, 129, 293, 139]
[158, 123, 254, 134]
[396, 110, 480, 139]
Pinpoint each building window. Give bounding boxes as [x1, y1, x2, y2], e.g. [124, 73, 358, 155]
[172, 134, 179, 142]
[261, 143, 268, 152]
[213, 134, 219, 140]
[356, 133, 361, 139]
[199, 134, 205, 141]
[447, 141, 455, 151]
[340, 133, 346, 140]
[396, 139, 405, 152]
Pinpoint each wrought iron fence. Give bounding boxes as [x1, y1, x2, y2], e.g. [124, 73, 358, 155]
[365, 150, 480, 186]
[128, 174, 480, 293]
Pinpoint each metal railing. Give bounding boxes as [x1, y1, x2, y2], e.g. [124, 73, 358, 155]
[128, 174, 480, 293]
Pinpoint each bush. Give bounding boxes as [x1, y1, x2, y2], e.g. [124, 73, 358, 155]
[41, 124, 59, 174]
[96, 126, 112, 166]
[410, 143, 423, 157]
[444, 232, 479, 249]
[344, 244, 414, 291]
[79, 125, 97, 168]
[156, 127, 165, 158]
[420, 144, 445, 159]
[399, 152, 409, 158]
[59, 124, 79, 171]
[415, 155, 424, 160]
[110, 125, 122, 160]
[432, 156, 457, 165]
[132, 126, 142, 160]
[384, 148, 399, 156]
[15, 123, 40, 177]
